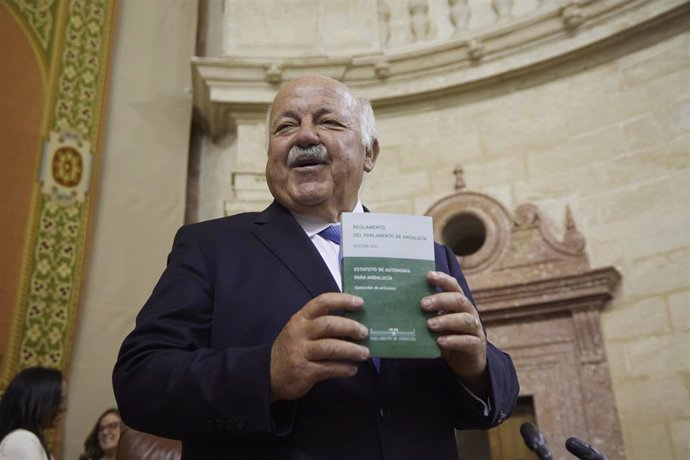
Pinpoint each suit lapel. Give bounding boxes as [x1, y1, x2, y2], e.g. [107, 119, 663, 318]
[251, 201, 340, 297]
[254, 202, 382, 375]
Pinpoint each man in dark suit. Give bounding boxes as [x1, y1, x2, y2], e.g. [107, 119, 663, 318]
[113, 74, 519, 459]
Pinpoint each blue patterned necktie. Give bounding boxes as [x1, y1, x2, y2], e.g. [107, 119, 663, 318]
[318, 224, 342, 252]
[318, 224, 381, 373]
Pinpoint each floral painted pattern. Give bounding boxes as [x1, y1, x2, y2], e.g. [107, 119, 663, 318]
[2, 0, 115, 380]
[52, 146, 83, 187]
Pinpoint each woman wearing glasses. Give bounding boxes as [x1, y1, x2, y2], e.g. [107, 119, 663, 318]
[80, 408, 122, 460]
[0, 366, 66, 460]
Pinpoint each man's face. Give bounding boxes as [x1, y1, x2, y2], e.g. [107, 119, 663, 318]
[266, 75, 378, 221]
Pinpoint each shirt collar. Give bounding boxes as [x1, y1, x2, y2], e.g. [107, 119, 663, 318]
[291, 201, 364, 237]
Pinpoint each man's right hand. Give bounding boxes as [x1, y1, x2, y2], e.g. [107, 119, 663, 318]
[270, 293, 370, 401]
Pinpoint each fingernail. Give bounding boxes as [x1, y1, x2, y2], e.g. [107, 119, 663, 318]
[428, 319, 439, 328]
[360, 326, 369, 338]
[437, 336, 447, 345]
[352, 295, 363, 305]
[422, 298, 433, 309]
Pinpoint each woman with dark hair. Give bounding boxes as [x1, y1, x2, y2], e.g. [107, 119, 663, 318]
[0, 366, 65, 460]
[79, 408, 121, 460]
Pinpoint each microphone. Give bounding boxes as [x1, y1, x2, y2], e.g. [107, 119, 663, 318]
[566, 436, 607, 460]
[519, 422, 553, 460]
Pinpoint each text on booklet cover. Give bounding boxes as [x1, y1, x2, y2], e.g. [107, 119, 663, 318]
[341, 212, 439, 358]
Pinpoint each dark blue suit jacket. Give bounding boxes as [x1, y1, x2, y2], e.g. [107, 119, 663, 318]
[113, 201, 519, 459]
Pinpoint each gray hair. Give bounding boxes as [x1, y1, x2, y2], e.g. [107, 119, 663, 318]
[357, 97, 377, 151]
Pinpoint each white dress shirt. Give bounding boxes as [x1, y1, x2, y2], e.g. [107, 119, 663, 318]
[290, 201, 490, 415]
[291, 201, 364, 291]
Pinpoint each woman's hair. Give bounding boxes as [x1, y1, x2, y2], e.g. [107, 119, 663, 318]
[80, 407, 120, 460]
[0, 366, 63, 457]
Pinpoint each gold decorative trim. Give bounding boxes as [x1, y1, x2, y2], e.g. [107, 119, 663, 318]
[5, 0, 57, 51]
[2, 0, 116, 390]
[40, 131, 93, 203]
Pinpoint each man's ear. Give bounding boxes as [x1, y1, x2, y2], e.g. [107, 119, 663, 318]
[363, 138, 380, 172]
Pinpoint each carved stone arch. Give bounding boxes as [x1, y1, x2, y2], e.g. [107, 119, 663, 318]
[425, 191, 512, 275]
[424, 174, 625, 460]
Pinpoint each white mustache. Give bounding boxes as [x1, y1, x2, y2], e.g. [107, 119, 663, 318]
[287, 145, 330, 167]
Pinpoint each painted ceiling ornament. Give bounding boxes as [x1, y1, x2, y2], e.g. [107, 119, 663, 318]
[40, 130, 93, 206]
[52, 146, 82, 187]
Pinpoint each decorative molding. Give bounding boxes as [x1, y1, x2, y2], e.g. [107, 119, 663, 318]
[374, 60, 391, 79]
[424, 177, 624, 458]
[409, 0, 434, 42]
[425, 187, 592, 280]
[509, 346, 585, 455]
[264, 62, 283, 85]
[492, 0, 514, 22]
[40, 130, 93, 205]
[514, 203, 586, 256]
[561, 2, 587, 31]
[191, 0, 689, 139]
[3, 0, 116, 390]
[473, 267, 621, 321]
[571, 307, 605, 364]
[224, 170, 272, 216]
[426, 190, 513, 275]
[448, 0, 471, 33]
[53, 0, 110, 139]
[466, 39, 485, 62]
[377, 0, 391, 47]
[6, 0, 58, 51]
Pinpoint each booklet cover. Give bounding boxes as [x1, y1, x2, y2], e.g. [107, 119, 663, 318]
[341, 212, 440, 358]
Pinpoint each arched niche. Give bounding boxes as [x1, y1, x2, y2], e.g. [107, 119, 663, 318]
[425, 169, 625, 459]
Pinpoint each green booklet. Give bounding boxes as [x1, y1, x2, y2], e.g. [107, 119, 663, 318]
[341, 212, 440, 358]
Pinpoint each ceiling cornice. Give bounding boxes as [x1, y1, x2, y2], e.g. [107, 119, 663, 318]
[192, 0, 690, 139]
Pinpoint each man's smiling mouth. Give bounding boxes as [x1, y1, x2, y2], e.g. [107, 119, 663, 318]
[291, 158, 327, 168]
[286, 144, 330, 169]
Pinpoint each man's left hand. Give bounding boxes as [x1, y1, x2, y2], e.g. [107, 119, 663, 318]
[422, 271, 489, 398]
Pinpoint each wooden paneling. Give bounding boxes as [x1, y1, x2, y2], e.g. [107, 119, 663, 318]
[488, 399, 539, 460]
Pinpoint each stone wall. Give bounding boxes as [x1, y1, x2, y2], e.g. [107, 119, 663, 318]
[364, 21, 690, 460]
[193, 2, 690, 457]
